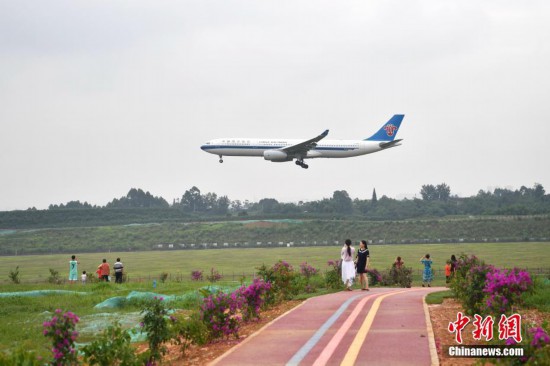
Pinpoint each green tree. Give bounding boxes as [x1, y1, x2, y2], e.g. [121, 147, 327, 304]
[332, 190, 353, 214]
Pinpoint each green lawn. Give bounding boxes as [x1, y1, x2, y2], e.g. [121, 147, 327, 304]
[1, 242, 549, 285]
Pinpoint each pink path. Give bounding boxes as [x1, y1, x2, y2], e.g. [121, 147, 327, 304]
[209, 287, 444, 366]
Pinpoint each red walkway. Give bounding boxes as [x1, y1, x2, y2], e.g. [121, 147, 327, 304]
[209, 287, 443, 366]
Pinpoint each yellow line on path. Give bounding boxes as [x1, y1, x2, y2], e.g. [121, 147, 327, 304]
[340, 289, 414, 366]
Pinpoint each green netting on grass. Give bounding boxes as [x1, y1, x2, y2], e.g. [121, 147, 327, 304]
[75, 311, 147, 343]
[93, 286, 238, 309]
[0, 290, 87, 298]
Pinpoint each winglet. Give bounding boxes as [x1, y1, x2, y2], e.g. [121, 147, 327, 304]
[321, 129, 329, 137]
[364, 115, 405, 141]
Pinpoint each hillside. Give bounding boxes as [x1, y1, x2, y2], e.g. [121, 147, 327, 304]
[1, 216, 549, 255]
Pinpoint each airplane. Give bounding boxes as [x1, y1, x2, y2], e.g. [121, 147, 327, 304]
[200, 114, 405, 169]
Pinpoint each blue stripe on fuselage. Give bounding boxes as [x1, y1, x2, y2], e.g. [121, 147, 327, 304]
[201, 145, 357, 151]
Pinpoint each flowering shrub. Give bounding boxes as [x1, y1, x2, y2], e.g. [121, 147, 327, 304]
[206, 268, 223, 283]
[141, 296, 172, 364]
[450, 254, 493, 315]
[200, 291, 244, 339]
[42, 309, 79, 365]
[191, 270, 203, 281]
[499, 325, 550, 365]
[238, 279, 272, 321]
[484, 267, 533, 314]
[324, 259, 341, 289]
[366, 268, 383, 286]
[300, 262, 319, 279]
[257, 260, 298, 302]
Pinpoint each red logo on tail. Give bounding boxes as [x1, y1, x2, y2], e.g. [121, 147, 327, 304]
[384, 124, 397, 137]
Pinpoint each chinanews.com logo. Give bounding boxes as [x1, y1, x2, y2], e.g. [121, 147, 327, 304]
[383, 124, 397, 137]
[446, 312, 525, 358]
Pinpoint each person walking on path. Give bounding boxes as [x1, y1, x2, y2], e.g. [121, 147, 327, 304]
[420, 254, 433, 287]
[341, 239, 356, 291]
[355, 240, 370, 291]
[113, 258, 124, 284]
[69, 255, 79, 284]
[98, 259, 110, 282]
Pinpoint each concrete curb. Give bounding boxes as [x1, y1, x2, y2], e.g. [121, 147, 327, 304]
[423, 293, 440, 366]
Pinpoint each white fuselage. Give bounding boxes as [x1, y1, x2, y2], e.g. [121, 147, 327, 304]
[201, 138, 383, 159]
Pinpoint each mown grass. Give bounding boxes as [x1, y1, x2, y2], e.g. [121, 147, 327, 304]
[425, 290, 454, 304]
[1, 242, 549, 285]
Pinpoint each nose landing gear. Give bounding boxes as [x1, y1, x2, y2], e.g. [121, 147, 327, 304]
[219, 155, 223, 163]
[295, 160, 309, 169]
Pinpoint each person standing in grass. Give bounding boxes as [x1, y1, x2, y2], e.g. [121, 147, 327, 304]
[69, 255, 79, 284]
[341, 239, 356, 291]
[450, 254, 457, 277]
[445, 260, 452, 284]
[420, 254, 433, 287]
[356, 240, 370, 291]
[113, 258, 124, 284]
[98, 259, 110, 282]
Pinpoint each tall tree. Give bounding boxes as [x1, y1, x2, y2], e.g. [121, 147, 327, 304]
[181, 186, 203, 212]
[436, 183, 451, 202]
[332, 190, 353, 214]
[372, 188, 378, 205]
[420, 184, 438, 201]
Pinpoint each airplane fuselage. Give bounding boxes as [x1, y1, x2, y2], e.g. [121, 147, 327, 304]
[201, 139, 384, 160]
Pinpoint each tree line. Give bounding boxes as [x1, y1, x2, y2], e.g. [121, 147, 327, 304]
[43, 182, 549, 217]
[2, 183, 547, 229]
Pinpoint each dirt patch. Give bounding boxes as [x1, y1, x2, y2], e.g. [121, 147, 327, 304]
[159, 300, 303, 365]
[242, 221, 283, 229]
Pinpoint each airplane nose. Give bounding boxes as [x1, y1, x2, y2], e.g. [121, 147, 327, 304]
[200, 145, 206, 151]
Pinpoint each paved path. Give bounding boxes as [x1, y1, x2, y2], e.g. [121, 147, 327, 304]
[210, 287, 444, 366]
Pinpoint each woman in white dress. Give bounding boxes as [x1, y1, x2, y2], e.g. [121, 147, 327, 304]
[341, 239, 356, 291]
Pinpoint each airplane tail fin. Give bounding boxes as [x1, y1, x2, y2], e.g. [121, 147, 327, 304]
[364, 114, 405, 141]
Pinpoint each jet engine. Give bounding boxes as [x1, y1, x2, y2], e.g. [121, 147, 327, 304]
[263, 150, 291, 162]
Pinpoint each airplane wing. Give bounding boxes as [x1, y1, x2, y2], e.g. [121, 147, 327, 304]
[281, 129, 329, 158]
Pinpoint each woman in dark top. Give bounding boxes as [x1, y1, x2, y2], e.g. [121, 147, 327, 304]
[356, 239, 370, 291]
[450, 254, 457, 277]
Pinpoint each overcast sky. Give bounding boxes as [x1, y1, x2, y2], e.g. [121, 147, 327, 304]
[1, 0, 549, 211]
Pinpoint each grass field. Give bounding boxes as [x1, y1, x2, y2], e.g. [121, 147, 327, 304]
[0, 242, 549, 359]
[1, 242, 549, 285]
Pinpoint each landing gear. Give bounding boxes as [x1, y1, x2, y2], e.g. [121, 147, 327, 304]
[218, 155, 223, 163]
[295, 160, 309, 169]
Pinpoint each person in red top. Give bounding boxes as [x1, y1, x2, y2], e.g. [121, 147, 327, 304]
[98, 259, 110, 282]
[445, 260, 452, 284]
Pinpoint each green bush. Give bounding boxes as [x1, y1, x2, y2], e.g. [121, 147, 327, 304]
[48, 268, 62, 284]
[81, 323, 139, 366]
[170, 313, 210, 356]
[8, 266, 20, 284]
[141, 297, 172, 364]
[324, 260, 341, 290]
[389, 266, 413, 288]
